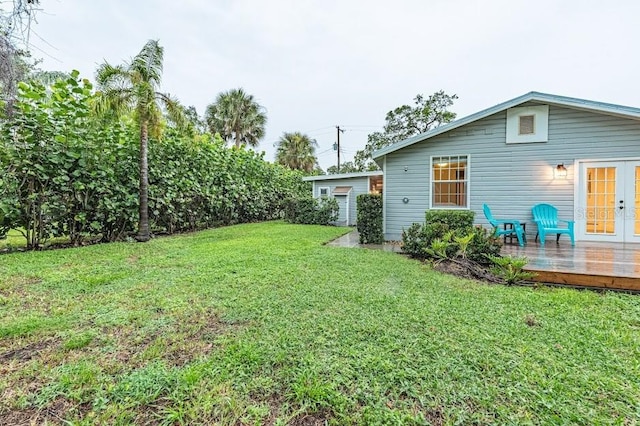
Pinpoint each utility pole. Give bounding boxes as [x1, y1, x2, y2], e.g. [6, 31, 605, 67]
[336, 125, 345, 173]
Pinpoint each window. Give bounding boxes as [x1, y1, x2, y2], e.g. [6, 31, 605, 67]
[518, 115, 535, 135]
[431, 155, 468, 208]
[319, 187, 329, 198]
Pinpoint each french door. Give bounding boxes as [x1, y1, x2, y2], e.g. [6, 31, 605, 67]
[577, 160, 640, 243]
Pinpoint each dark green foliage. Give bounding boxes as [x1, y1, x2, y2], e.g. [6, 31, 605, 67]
[0, 73, 310, 248]
[467, 226, 503, 264]
[283, 197, 338, 225]
[356, 194, 383, 244]
[402, 218, 501, 266]
[425, 209, 475, 230]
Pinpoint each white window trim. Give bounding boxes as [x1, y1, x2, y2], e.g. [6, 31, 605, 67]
[429, 154, 471, 210]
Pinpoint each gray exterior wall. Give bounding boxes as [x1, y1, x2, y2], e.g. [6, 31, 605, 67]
[382, 104, 640, 240]
[312, 176, 371, 226]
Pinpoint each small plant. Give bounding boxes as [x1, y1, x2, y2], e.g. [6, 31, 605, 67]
[488, 255, 536, 285]
[426, 238, 452, 260]
[454, 233, 474, 259]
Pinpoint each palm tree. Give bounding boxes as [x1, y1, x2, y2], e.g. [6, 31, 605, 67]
[95, 39, 184, 242]
[205, 88, 267, 148]
[275, 132, 319, 173]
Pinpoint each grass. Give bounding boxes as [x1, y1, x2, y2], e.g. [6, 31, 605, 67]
[1, 221, 640, 424]
[0, 228, 70, 251]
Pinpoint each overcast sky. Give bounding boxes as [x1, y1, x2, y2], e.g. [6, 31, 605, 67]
[29, 0, 640, 171]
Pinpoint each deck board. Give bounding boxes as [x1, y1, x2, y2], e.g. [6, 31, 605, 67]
[501, 241, 640, 291]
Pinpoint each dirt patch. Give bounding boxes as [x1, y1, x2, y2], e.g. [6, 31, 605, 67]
[432, 259, 502, 283]
[0, 338, 60, 362]
[1, 396, 91, 426]
[104, 308, 241, 369]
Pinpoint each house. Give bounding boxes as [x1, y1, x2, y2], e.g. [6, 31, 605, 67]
[372, 91, 640, 243]
[303, 171, 383, 226]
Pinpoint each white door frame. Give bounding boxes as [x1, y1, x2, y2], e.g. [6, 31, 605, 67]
[575, 158, 640, 243]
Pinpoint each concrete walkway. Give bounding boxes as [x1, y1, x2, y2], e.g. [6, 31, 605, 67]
[326, 230, 403, 253]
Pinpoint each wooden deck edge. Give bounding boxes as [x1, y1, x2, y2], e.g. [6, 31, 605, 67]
[527, 269, 640, 291]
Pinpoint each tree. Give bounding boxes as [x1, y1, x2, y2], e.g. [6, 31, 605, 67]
[0, 0, 42, 113]
[326, 161, 359, 174]
[353, 91, 458, 170]
[95, 39, 185, 242]
[275, 132, 319, 173]
[204, 88, 267, 148]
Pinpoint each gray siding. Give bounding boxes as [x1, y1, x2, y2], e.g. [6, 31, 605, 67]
[312, 176, 371, 226]
[383, 104, 640, 240]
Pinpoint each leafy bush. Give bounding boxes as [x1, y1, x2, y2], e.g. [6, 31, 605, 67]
[467, 226, 502, 265]
[356, 194, 383, 244]
[402, 220, 501, 265]
[425, 209, 475, 229]
[0, 72, 311, 248]
[284, 197, 338, 225]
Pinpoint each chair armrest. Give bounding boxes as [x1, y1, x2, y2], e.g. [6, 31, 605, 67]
[492, 219, 523, 226]
[558, 219, 575, 225]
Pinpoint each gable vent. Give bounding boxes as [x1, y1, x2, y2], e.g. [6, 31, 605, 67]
[518, 115, 535, 135]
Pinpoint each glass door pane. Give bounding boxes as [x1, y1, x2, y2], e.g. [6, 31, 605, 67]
[585, 167, 616, 234]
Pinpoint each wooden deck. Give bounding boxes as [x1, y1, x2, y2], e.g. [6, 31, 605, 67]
[501, 240, 640, 291]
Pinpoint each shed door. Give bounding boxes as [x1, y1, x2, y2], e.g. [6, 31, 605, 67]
[335, 195, 348, 225]
[577, 160, 640, 243]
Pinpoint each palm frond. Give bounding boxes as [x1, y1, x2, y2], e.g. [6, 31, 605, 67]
[130, 39, 163, 89]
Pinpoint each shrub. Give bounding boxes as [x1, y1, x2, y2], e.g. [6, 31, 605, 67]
[315, 198, 340, 225]
[425, 209, 475, 230]
[402, 219, 502, 263]
[284, 197, 338, 225]
[356, 194, 383, 244]
[467, 226, 503, 265]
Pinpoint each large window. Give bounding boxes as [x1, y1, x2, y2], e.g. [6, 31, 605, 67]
[431, 155, 469, 208]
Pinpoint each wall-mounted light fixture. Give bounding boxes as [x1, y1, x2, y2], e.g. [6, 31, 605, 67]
[404, 166, 408, 172]
[554, 163, 567, 179]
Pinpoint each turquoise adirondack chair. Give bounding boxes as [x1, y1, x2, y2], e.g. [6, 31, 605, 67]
[482, 204, 525, 246]
[532, 203, 575, 246]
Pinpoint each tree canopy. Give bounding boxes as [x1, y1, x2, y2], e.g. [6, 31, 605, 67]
[275, 131, 319, 173]
[326, 161, 359, 175]
[353, 91, 458, 171]
[205, 88, 267, 148]
[95, 39, 186, 242]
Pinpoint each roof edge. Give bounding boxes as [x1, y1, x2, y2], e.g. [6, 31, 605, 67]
[302, 170, 383, 181]
[372, 91, 640, 159]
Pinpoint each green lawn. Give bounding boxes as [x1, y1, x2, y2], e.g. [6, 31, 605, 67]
[1, 222, 639, 424]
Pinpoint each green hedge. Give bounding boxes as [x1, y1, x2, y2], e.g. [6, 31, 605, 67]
[425, 209, 475, 229]
[283, 197, 339, 225]
[0, 75, 310, 248]
[356, 194, 383, 244]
